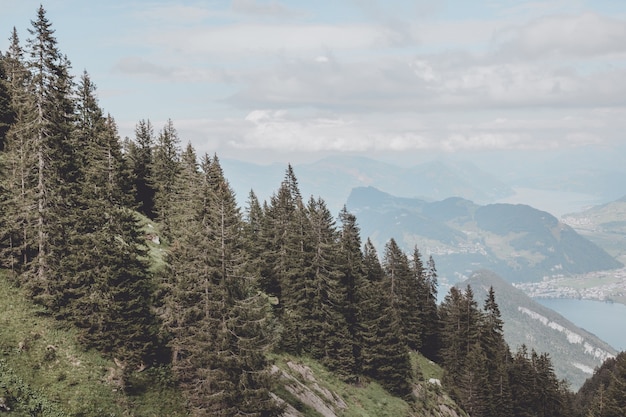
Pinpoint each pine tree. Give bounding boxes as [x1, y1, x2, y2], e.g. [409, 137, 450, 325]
[151, 119, 181, 237]
[23, 6, 79, 304]
[304, 197, 355, 379]
[262, 165, 307, 353]
[439, 286, 465, 379]
[481, 286, 513, 417]
[126, 119, 156, 217]
[359, 239, 413, 397]
[163, 150, 279, 416]
[359, 278, 413, 397]
[0, 52, 14, 149]
[417, 252, 440, 361]
[458, 341, 489, 417]
[509, 345, 536, 417]
[336, 207, 367, 380]
[0, 28, 36, 273]
[602, 352, 626, 417]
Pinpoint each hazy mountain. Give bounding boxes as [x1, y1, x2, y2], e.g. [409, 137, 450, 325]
[562, 195, 626, 264]
[221, 156, 514, 213]
[462, 270, 617, 390]
[347, 187, 622, 283]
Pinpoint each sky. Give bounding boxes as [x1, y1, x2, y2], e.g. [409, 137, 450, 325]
[2, 0, 626, 167]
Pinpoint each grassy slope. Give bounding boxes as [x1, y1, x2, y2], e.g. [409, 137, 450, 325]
[272, 353, 464, 417]
[0, 270, 186, 416]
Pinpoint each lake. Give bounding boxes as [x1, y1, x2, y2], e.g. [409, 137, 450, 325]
[536, 298, 626, 352]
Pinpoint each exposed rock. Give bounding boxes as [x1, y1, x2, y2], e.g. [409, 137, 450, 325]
[273, 363, 347, 417]
[0, 396, 10, 412]
[145, 233, 160, 244]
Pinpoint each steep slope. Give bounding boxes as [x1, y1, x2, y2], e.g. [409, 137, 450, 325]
[461, 270, 617, 390]
[0, 268, 468, 416]
[347, 187, 622, 284]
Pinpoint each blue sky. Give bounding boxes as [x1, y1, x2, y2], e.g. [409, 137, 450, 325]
[2, 0, 626, 165]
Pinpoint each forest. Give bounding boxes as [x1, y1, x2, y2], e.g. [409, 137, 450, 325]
[0, 6, 625, 417]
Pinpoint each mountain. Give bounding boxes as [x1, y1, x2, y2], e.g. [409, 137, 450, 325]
[347, 187, 622, 283]
[221, 156, 514, 213]
[461, 270, 617, 390]
[563, 195, 626, 264]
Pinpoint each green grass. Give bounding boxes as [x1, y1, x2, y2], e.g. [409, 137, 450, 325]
[273, 354, 412, 417]
[272, 352, 465, 417]
[134, 212, 168, 273]
[0, 270, 186, 416]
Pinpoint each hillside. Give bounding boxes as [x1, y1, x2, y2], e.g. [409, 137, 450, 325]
[461, 270, 617, 390]
[347, 186, 622, 284]
[0, 269, 466, 417]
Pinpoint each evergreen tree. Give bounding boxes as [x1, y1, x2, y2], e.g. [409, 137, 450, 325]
[163, 150, 279, 416]
[382, 239, 422, 351]
[151, 119, 181, 237]
[416, 252, 440, 361]
[0, 52, 14, 149]
[594, 352, 626, 417]
[481, 287, 513, 417]
[359, 239, 413, 397]
[0, 28, 37, 273]
[458, 341, 489, 417]
[262, 165, 307, 352]
[126, 119, 156, 217]
[336, 207, 367, 380]
[363, 238, 384, 284]
[23, 6, 79, 304]
[242, 190, 265, 279]
[304, 197, 355, 379]
[439, 286, 466, 379]
[509, 345, 536, 417]
[359, 277, 413, 397]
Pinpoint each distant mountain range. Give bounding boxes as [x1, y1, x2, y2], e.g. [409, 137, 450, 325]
[346, 186, 622, 283]
[221, 154, 626, 218]
[221, 156, 514, 213]
[462, 270, 617, 390]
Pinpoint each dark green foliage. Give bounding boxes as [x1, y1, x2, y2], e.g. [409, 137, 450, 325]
[359, 242, 413, 397]
[382, 238, 422, 351]
[335, 207, 367, 380]
[0, 53, 14, 150]
[162, 150, 280, 416]
[126, 119, 156, 217]
[151, 119, 181, 237]
[577, 352, 626, 417]
[359, 278, 413, 398]
[418, 254, 440, 361]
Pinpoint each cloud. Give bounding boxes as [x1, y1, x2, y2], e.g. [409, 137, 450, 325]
[494, 13, 626, 59]
[231, 0, 303, 19]
[112, 56, 228, 83]
[133, 4, 216, 23]
[163, 108, 615, 157]
[113, 56, 173, 78]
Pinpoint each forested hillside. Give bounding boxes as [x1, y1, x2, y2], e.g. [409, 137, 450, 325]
[0, 7, 624, 417]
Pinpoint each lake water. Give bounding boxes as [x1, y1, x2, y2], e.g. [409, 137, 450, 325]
[536, 298, 626, 352]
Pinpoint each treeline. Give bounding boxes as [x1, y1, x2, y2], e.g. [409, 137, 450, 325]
[0, 6, 619, 417]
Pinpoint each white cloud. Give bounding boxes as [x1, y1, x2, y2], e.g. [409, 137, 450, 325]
[494, 12, 626, 59]
[231, 0, 303, 19]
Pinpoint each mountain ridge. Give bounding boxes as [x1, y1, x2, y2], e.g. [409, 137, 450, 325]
[347, 186, 622, 283]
